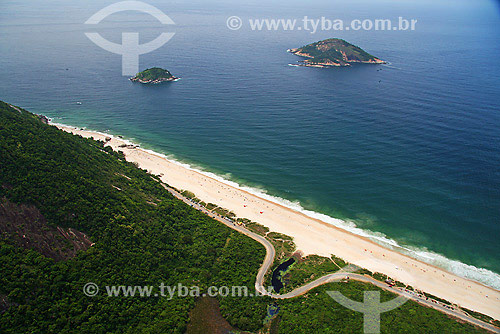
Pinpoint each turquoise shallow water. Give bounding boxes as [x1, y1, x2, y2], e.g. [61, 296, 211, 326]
[1, 0, 499, 287]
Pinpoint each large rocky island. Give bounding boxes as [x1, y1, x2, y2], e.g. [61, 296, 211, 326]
[288, 38, 385, 67]
[130, 67, 179, 84]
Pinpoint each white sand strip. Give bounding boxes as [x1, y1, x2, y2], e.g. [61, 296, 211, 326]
[55, 124, 500, 320]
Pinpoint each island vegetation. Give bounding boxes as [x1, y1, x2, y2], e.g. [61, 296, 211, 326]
[130, 67, 179, 84]
[0, 101, 489, 333]
[288, 38, 385, 67]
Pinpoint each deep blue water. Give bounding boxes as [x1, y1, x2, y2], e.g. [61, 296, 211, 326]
[1, 0, 499, 287]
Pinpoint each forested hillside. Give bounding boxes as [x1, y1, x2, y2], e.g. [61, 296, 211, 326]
[0, 102, 486, 333]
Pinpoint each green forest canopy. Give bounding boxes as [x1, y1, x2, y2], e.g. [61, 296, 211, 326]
[0, 101, 487, 333]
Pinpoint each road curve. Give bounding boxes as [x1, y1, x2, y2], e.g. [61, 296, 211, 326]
[164, 185, 500, 334]
[162, 185, 275, 296]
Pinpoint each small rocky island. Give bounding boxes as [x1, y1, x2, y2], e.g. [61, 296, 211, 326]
[130, 67, 179, 84]
[288, 38, 385, 68]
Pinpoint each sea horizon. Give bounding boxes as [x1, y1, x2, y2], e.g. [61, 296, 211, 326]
[2, 0, 499, 294]
[3, 0, 500, 331]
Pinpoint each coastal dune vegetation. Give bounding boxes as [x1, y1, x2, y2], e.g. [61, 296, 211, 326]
[0, 101, 489, 333]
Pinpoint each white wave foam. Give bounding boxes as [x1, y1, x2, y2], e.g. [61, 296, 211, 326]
[136, 146, 500, 290]
[50, 121, 500, 290]
[406, 247, 500, 290]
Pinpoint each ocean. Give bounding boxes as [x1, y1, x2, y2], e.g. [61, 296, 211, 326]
[1, 0, 499, 288]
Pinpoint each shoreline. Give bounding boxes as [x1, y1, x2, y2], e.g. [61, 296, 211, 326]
[53, 121, 500, 320]
[287, 48, 387, 67]
[163, 186, 500, 333]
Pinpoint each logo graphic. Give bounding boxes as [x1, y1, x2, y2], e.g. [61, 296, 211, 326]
[83, 282, 99, 297]
[85, 1, 175, 76]
[226, 16, 243, 30]
[327, 291, 408, 334]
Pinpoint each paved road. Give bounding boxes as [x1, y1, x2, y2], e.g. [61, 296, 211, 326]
[163, 185, 275, 296]
[164, 185, 500, 333]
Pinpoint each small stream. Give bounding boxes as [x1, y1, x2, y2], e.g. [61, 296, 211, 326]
[271, 258, 295, 293]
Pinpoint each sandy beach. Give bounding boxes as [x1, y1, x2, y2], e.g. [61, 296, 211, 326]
[56, 124, 500, 320]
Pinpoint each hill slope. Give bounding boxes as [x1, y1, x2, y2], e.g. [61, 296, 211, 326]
[130, 67, 179, 84]
[289, 38, 385, 67]
[0, 101, 267, 333]
[0, 102, 488, 333]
